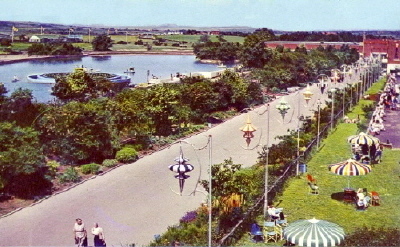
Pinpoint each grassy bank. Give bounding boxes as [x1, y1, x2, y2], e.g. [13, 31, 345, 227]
[238, 79, 400, 245]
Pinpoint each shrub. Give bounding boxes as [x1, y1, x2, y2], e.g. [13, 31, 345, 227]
[180, 210, 198, 223]
[58, 167, 81, 183]
[102, 159, 119, 168]
[342, 226, 400, 246]
[115, 147, 138, 163]
[46, 160, 60, 178]
[80, 163, 100, 175]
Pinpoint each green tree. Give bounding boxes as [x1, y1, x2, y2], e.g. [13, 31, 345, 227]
[240, 42, 273, 68]
[199, 34, 210, 43]
[0, 122, 49, 197]
[243, 28, 275, 48]
[92, 34, 113, 51]
[52, 68, 112, 102]
[144, 85, 180, 136]
[37, 99, 120, 165]
[6, 88, 39, 126]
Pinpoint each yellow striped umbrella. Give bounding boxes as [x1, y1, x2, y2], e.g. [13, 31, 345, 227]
[329, 158, 372, 188]
[347, 132, 380, 146]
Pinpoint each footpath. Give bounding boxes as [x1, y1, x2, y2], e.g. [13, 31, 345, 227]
[374, 77, 400, 148]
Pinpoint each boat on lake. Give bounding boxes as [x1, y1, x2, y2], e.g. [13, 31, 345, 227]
[27, 67, 131, 89]
[217, 63, 227, 68]
[124, 67, 135, 74]
[12, 75, 19, 82]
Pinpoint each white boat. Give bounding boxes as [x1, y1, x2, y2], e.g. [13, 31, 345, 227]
[12, 76, 19, 83]
[217, 63, 227, 68]
[124, 67, 135, 73]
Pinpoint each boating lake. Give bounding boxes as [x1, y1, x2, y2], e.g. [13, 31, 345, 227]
[0, 55, 225, 103]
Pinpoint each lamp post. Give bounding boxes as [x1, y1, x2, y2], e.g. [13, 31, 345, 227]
[208, 135, 212, 247]
[240, 114, 257, 147]
[276, 88, 313, 176]
[239, 104, 270, 220]
[167, 136, 213, 247]
[262, 104, 270, 220]
[317, 74, 329, 94]
[316, 99, 322, 149]
[341, 87, 346, 118]
[347, 81, 354, 109]
[330, 69, 341, 84]
[330, 88, 337, 130]
[276, 97, 291, 121]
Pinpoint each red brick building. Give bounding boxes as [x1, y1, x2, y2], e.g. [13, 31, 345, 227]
[363, 39, 400, 72]
[264, 41, 362, 52]
[264, 39, 400, 72]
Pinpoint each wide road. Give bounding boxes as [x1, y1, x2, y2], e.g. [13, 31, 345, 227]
[0, 83, 334, 246]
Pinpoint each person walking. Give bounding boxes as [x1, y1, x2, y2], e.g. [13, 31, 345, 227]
[91, 223, 106, 247]
[73, 218, 87, 247]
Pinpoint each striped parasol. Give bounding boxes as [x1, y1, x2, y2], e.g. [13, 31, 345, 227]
[283, 218, 345, 247]
[329, 158, 372, 188]
[347, 132, 380, 146]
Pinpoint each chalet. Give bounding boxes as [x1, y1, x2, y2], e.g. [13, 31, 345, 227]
[64, 35, 83, 42]
[29, 35, 61, 43]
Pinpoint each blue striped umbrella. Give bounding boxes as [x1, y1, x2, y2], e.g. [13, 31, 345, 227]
[329, 159, 372, 188]
[283, 218, 345, 247]
[347, 132, 380, 146]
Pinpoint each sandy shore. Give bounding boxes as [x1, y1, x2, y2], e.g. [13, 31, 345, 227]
[0, 50, 195, 65]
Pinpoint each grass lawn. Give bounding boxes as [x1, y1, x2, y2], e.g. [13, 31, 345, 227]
[237, 79, 400, 246]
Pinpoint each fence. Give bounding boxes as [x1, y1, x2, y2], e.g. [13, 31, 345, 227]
[217, 79, 379, 246]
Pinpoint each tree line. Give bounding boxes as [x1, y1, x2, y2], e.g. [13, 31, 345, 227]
[0, 29, 359, 199]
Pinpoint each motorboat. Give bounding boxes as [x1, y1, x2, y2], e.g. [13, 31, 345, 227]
[217, 63, 227, 68]
[124, 67, 135, 74]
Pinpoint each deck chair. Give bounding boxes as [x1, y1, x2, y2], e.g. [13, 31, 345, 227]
[249, 223, 263, 243]
[306, 174, 317, 184]
[308, 182, 319, 195]
[263, 222, 278, 243]
[274, 225, 283, 241]
[370, 191, 381, 206]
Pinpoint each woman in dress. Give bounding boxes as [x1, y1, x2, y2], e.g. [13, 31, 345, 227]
[91, 223, 106, 247]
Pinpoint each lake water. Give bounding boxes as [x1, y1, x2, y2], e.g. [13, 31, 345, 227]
[0, 55, 224, 103]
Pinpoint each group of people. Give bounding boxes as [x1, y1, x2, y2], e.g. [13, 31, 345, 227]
[73, 218, 106, 247]
[369, 74, 400, 135]
[352, 143, 382, 164]
[356, 188, 371, 210]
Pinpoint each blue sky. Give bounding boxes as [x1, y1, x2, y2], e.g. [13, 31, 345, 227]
[4, 0, 400, 31]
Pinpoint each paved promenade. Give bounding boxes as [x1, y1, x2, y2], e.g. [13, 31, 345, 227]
[376, 78, 400, 148]
[0, 84, 330, 246]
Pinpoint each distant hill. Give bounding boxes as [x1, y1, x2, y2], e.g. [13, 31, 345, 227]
[1, 20, 399, 38]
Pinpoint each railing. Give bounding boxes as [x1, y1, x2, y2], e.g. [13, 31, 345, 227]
[217, 81, 378, 246]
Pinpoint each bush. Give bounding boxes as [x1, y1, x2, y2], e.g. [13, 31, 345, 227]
[342, 226, 400, 246]
[115, 147, 138, 163]
[80, 163, 100, 175]
[58, 167, 81, 183]
[46, 160, 60, 178]
[102, 159, 119, 168]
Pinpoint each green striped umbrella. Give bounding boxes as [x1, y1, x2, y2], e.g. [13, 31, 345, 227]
[283, 218, 345, 247]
